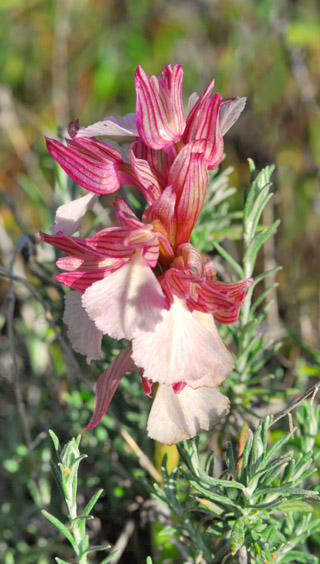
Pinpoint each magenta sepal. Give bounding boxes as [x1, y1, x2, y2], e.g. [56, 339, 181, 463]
[85, 346, 134, 429]
[46, 136, 125, 195]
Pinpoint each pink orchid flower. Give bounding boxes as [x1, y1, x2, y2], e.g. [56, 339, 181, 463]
[42, 63, 251, 444]
[43, 192, 252, 443]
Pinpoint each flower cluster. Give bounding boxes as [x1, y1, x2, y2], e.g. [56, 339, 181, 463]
[42, 64, 252, 444]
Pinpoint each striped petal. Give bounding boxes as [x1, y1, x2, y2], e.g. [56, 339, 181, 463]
[169, 145, 209, 246]
[143, 185, 177, 245]
[183, 81, 224, 169]
[46, 136, 123, 194]
[129, 142, 163, 203]
[135, 64, 185, 150]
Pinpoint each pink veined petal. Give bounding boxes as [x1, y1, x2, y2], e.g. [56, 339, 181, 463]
[40, 230, 100, 256]
[63, 290, 103, 364]
[82, 252, 167, 340]
[76, 113, 138, 138]
[192, 284, 239, 315]
[220, 97, 246, 136]
[143, 185, 177, 244]
[161, 267, 201, 304]
[169, 144, 209, 246]
[88, 227, 138, 258]
[131, 297, 233, 386]
[135, 64, 185, 150]
[183, 78, 215, 141]
[195, 278, 253, 320]
[147, 384, 230, 445]
[177, 243, 203, 275]
[204, 259, 217, 280]
[134, 139, 172, 186]
[129, 143, 163, 203]
[85, 346, 134, 429]
[114, 197, 140, 227]
[46, 136, 123, 195]
[50, 193, 98, 236]
[56, 253, 124, 272]
[56, 268, 115, 292]
[183, 79, 224, 169]
[188, 94, 224, 169]
[124, 228, 160, 268]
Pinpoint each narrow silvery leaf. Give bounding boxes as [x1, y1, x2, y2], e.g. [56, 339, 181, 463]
[41, 510, 76, 548]
[82, 489, 104, 517]
[231, 517, 245, 555]
[49, 429, 60, 453]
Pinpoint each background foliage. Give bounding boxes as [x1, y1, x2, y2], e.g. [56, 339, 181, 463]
[0, 1, 319, 563]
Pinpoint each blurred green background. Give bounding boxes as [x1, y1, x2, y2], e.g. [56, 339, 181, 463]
[0, 0, 320, 562]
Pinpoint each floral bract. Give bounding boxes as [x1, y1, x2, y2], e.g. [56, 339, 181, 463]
[42, 64, 252, 444]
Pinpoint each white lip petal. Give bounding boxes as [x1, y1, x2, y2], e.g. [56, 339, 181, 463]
[63, 290, 103, 363]
[132, 298, 234, 386]
[147, 384, 230, 445]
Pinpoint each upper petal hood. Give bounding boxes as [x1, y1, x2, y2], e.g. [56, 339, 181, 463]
[135, 64, 185, 150]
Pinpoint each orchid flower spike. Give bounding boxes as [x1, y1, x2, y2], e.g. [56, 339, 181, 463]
[42, 63, 250, 444]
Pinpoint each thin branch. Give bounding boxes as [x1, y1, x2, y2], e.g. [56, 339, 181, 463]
[271, 379, 320, 426]
[110, 412, 162, 484]
[108, 520, 135, 564]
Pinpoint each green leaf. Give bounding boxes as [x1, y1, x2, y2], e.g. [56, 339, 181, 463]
[279, 550, 319, 563]
[81, 544, 111, 554]
[99, 551, 118, 564]
[258, 432, 291, 470]
[70, 514, 94, 527]
[243, 220, 280, 273]
[251, 283, 279, 313]
[252, 265, 282, 287]
[83, 488, 104, 517]
[188, 480, 238, 509]
[49, 430, 60, 453]
[231, 518, 246, 555]
[55, 559, 72, 564]
[212, 241, 244, 277]
[279, 500, 313, 512]
[41, 510, 76, 548]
